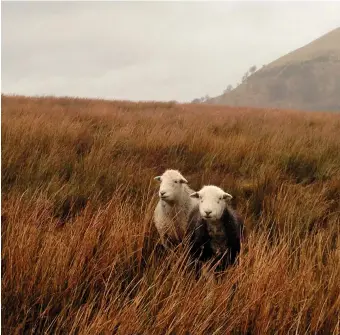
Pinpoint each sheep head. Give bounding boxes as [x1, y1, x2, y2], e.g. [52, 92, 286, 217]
[190, 185, 232, 221]
[154, 169, 188, 203]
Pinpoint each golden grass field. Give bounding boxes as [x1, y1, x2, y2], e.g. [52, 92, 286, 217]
[2, 95, 340, 334]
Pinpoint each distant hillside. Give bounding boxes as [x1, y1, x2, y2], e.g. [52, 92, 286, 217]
[208, 27, 340, 112]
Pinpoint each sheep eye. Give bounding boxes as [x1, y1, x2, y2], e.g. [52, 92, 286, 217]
[174, 180, 178, 184]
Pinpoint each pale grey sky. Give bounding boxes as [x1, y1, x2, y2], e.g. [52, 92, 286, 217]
[2, 1, 340, 102]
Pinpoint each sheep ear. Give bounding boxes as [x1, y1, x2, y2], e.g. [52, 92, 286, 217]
[154, 176, 161, 182]
[222, 192, 233, 200]
[190, 192, 199, 198]
[180, 177, 188, 184]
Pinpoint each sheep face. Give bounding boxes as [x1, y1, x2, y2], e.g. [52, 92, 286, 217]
[154, 169, 188, 203]
[190, 185, 232, 221]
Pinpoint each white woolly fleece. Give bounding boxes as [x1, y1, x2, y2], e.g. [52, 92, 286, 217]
[153, 169, 198, 246]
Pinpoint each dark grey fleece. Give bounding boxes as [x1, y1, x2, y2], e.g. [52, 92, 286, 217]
[188, 206, 244, 273]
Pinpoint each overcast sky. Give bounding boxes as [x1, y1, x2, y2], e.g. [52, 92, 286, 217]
[2, 1, 340, 102]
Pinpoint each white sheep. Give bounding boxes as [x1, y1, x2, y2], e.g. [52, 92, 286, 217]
[153, 169, 198, 248]
[188, 185, 244, 273]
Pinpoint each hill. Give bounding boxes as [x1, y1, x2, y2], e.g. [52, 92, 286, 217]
[208, 27, 340, 112]
[2, 95, 340, 334]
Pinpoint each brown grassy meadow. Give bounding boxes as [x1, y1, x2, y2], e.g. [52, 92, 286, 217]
[1, 95, 340, 334]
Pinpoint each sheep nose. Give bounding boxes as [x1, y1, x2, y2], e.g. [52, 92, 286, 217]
[160, 191, 166, 196]
[205, 210, 212, 216]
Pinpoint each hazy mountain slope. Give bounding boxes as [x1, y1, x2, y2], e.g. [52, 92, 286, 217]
[208, 27, 340, 112]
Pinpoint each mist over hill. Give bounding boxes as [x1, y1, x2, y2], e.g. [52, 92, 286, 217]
[207, 27, 340, 112]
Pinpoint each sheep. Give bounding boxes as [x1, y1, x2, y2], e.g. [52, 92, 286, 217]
[153, 169, 198, 248]
[188, 185, 244, 275]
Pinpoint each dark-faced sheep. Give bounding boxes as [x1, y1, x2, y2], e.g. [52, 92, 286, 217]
[188, 185, 244, 275]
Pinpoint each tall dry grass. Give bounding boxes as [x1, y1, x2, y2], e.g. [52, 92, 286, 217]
[1, 95, 340, 334]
